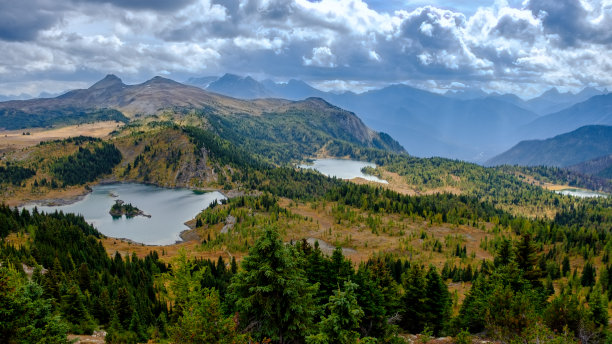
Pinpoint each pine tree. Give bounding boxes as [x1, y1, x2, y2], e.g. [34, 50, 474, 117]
[228, 227, 318, 344]
[62, 284, 95, 334]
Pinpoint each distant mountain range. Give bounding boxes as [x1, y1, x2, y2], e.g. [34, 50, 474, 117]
[518, 94, 612, 140]
[0, 75, 401, 155]
[185, 73, 610, 161]
[447, 87, 606, 115]
[486, 125, 612, 168]
[4, 72, 611, 163]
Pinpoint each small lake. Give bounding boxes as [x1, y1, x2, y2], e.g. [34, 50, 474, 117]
[299, 159, 388, 184]
[556, 188, 609, 198]
[24, 183, 225, 245]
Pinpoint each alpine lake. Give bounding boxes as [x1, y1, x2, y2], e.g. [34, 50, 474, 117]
[23, 159, 384, 245]
[298, 158, 388, 184]
[24, 183, 225, 245]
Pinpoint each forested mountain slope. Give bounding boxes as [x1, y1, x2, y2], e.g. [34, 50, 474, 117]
[487, 125, 612, 167]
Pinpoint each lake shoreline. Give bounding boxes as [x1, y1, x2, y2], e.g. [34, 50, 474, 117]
[21, 182, 228, 246]
[298, 158, 388, 184]
[17, 177, 246, 209]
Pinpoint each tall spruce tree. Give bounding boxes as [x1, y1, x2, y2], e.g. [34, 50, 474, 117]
[228, 227, 318, 344]
[424, 267, 451, 336]
[515, 234, 542, 284]
[494, 238, 513, 267]
[400, 264, 428, 333]
[306, 281, 368, 344]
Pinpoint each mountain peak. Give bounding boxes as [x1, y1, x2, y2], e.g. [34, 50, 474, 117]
[142, 76, 182, 86]
[89, 74, 124, 90]
[207, 73, 271, 99]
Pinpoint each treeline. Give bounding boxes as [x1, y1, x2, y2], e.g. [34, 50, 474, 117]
[50, 141, 122, 185]
[0, 164, 35, 185]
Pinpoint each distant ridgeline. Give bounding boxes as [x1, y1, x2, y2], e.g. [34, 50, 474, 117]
[200, 102, 404, 165]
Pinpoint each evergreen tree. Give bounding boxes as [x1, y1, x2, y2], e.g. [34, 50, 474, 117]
[115, 287, 133, 329]
[94, 288, 112, 325]
[400, 264, 427, 333]
[515, 234, 542, 284]
[228, 227, 318, 343]
[588, 285, 608, 328]
[0, 267, 69, 344]
[61, 284, 94, 333]
[544, 293, 582, 335]
[164, 250, 245, 344]
[354, 259, 401, 339]
[306, 281, 368, 344]
[77, 263, 91, 292]
[424, 267, 451, 336]
[580, 261, 596, 287]
[494, 238, 513, 267]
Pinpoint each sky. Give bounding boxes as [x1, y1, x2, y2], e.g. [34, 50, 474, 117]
[0, 0, 611, 98]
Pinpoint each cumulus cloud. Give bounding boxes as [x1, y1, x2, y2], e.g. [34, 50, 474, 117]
[0, 0, 68, 41]
[0, 0, 611, 97]
[303, 47, 337, 67]
[526, 0, 612, 46]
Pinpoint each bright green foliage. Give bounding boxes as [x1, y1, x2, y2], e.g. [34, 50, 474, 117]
[588, 285, 608, 328]
[164, 250, 245, 344]
[306, 281, 366, 344]
[456, 263, 547, 341]
[518, 322, 578, 344]
[0, 267, 69, 344]
[228, 227, 318, 343]
[453, 329, 472, 344]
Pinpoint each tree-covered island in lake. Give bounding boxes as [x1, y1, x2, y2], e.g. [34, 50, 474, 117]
[109, 199, 150, 218]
